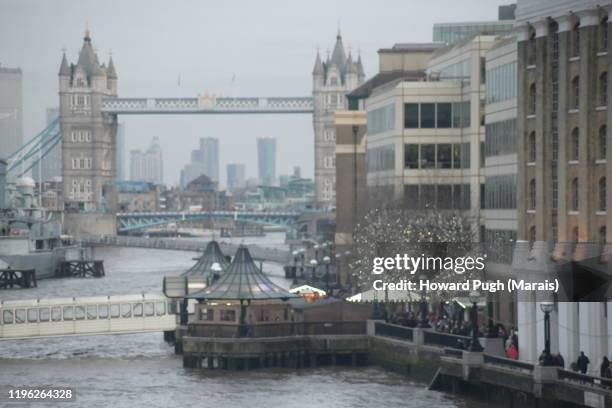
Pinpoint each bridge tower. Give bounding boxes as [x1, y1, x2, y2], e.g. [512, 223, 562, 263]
[58, 29, 118, 235]
[312, 30, 365, 209]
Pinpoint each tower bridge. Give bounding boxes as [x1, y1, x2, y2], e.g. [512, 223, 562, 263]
[8, 28, 364, 235]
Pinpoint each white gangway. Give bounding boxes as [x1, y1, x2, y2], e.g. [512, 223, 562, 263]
[0, 293, 177, 340]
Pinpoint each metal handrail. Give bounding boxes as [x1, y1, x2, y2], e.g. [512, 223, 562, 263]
[558, 369, 612, 390]
[187, 321, 367, 338]
[483, 354, 535, 371]
[374, 322, 414, 341]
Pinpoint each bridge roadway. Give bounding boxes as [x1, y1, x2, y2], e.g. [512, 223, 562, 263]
[78, 235, 290, 264]
[0, 293, 175, 340]
[116, 210, 301, 232]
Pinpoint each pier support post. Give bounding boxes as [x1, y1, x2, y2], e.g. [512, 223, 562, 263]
[532, 366, 558, 398]
[461, 351, 483, 381]
[412, 328, 424, 346]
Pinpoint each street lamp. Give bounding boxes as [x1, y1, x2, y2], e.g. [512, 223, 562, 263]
[323, 255, 331, 293]
[468, 290, 484, 352]
[417, 274, 430, 328]
[299, 248, 306, 278]
[309, 259, 318, 283]
[540, 301, 555, 366]
[291, 250, 299, 285]
[313, 244, 320, 261]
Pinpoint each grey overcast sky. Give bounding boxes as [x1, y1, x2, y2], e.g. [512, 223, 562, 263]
[1, 0, 510, 187]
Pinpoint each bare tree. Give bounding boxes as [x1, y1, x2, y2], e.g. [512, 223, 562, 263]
[349, 203, 482, 302]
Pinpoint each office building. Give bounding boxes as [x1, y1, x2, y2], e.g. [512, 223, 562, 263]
[257, 137, 276, 186]
[130, 136, 163, 184]
[116, 123, 126, 181]
[226, 163, 246, 191]
[0, 65, 23, 160]
[33, 107, 61, 182]
[180, 137, 219, 188]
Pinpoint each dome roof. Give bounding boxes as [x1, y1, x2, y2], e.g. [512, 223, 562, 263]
[17, 176, 35, 188]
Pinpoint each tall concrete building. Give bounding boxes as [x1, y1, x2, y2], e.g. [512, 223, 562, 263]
[0, 65, 23, 160]
[226, 163, 245, 191]
[180, 137, 219, 188]
[130, 136, 163, 184]
[312, 31, 365, 207]
[116, 123, 126, 181]
[33, 107, 61, 182]
[58, 29, 118, 234]
[257, 137, 276, 186]
[512, 0, 612, 372]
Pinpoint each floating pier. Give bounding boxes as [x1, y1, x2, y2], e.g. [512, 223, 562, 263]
[0, 268, 37, 289]
[56, 260, 105, 278]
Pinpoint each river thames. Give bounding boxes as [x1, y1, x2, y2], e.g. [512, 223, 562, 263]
[0, 234, 486, 407]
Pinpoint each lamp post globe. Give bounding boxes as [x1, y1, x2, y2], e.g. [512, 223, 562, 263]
[540, 301, 555, 366]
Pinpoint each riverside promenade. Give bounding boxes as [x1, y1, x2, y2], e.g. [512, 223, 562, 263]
[179, 319, 612, 408]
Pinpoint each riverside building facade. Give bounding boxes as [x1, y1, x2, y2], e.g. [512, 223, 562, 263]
[512, 0, 612, 373]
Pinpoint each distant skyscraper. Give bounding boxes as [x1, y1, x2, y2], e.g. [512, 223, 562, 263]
[257, 137, 276, 186]
[116, 123, 126, 181]
[130, 136, 163, 184]
[200, 137, 219, 182]
[0, 65, 23, 160]
[180, 137, 219, 188]
[33, 107, 61, 182]
[226, 163, 246, 191]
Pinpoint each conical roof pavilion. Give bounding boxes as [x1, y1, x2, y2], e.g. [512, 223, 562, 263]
[188, 246, 296, 301]
[182, 240, 229, 281]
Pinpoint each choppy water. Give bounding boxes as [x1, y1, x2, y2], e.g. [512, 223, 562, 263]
[0, 235, 482, 408]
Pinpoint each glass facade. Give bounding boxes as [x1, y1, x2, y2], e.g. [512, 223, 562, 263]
[433, 23, 514, 46]
[367, 144, 395, 172]
[404, 102, 470, 129]
[438, 58, 472, 79]
[483, 229, 516, 264]
[485, 119, 516, 157]
[367, 103, 395, 135]
[404, 143, 470, 169]
[403, 183, 471, 210]
[484, 174, 517, 209]
[485, 61, 517, 104]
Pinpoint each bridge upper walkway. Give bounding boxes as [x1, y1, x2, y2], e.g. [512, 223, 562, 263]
[101, 96, 313, 114]
[78, 235, 290, 264]
[0, 293, 176, 340]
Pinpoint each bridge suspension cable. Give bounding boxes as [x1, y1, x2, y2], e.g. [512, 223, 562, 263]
[6, 118, 61, 176]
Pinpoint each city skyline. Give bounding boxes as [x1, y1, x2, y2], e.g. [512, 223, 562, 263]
[0, 0, 509, 188]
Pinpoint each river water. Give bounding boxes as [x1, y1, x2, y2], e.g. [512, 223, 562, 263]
[0, 233, 484, 408]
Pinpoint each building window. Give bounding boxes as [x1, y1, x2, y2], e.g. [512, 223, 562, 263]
[572, 23, 581, 57]
[485, 119, 517, 157]
[420, 144, 436, 168]
[529, 83, 536, 115]
[529, 179, 536, 210]
[528, 131, 536, 163]
[600, 226, 607, 246]
[437, 144, 452, 169]
[600, 72, 608, 106]
[404, 144, 419, 169]
[529, 226, 536, 245]
[420, 103, 436, 128]
[600, 177, 607, 212]
[599, 125, 607, 160]
[601, 17, 609, 51]
[528, 32, 536, 66]
[404, 103, 419, 128]
[572, 227, 579, 243]
[571, 76, 580, 110]
[436, 103, 452, 128]
[570, 128, 579, 161]
[571, 178, 579, 211]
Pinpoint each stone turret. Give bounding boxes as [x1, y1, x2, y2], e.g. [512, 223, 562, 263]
[58, 28, 118, 235]
[311, 30, 365, 207]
